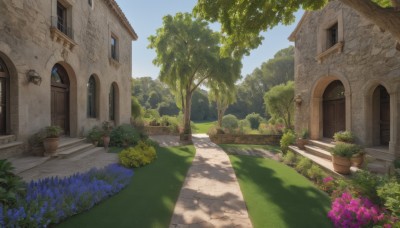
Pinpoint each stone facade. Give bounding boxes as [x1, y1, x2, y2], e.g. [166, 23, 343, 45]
[0, 0, 137, 153]
[290, 1, 400, 159]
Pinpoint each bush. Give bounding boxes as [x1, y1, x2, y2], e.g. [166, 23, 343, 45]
[307, 164, 326, 183]
[0, 160, 25, 206]
[86, 126, 103, 144]
[221, 114, 239, 133]
[119, 141, 157, 168]
[131, 96, 143, 120]
[333, 131, 355, 143]
[377, 180, 400, 216]
[280, 130, 296, 154]
[0, 164, 133, 227]
[237, 119, 251, 134]
[159, 115, 179, 133]
[110, 124, 142, 147]
[330, 143, 362, 158]
[245, 113, 264, 130]
[282, 151, 297, 166]
[295, 157, 312, 175]
[259, 123, 284, 135]
[351, 170, 384, 203]
[298, 129, 309, 139]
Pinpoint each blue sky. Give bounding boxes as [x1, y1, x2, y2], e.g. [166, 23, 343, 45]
[115, 0, 304, 79]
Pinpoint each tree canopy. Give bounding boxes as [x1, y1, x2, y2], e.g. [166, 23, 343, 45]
[194, 0, 399, 58]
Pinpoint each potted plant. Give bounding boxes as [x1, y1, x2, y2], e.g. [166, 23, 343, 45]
[330, 143, 361, 174]
[333, 131, 355, 143]
[102, 121, 113, 150]
[43, 125, 62, 156]
[296, 129, 309, 150]
[350, 150, 365, 168]
[87, 126, 102, 146]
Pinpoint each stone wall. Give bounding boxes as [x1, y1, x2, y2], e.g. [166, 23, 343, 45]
[209, 134, 282, 146]
[293, 0, 400, 157]
[0, 0, 134, 144]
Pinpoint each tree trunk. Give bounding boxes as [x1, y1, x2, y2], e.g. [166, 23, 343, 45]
[182, 90, 192, 141]
[339, 0, 400, 42]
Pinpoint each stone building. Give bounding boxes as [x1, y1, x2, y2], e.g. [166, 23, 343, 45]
[0, 0, 137, 157]
[289, 1, 400, 168]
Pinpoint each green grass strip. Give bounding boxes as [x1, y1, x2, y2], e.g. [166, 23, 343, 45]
[58, 146, 196, 228]
[229, 155, 333, 228]
[193, 121, 215, 133]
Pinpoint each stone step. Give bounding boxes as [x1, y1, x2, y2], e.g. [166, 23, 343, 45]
[9, 156, 52, 175]
[0, 141, 25, 159]
[57, 138, 87, 152]
[364, 147, 394, 162]
[57, 143, 95, 158]
[304, 145, 332, 160]
[367, 162, 387, 174]
[308, 140, 335, 151]
[0, 135, 16, 145]
[69, 147, 104, 161]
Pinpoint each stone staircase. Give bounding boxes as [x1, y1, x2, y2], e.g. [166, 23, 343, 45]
[0, 135, 25, 159]
[364, 147, 394, 174]
[9, 137, 103, 175]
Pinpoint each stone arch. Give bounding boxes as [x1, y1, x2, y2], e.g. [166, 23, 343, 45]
[309, 73, 351, 139]
[0, 51, 18, 136]
[363, 80, 397, 150]
[109, 82, 120, 125]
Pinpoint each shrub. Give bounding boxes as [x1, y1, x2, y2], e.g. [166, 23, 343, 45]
[333, 131, 355, 143]
[298, 129, 309, 139]
[245, 113, 264, 130]
[160, 115, 179, 133]
[221, 114, 239, 133]
[0, 164, 133, 227]
[259, 123, 284, 135]
[119, 141, 157, 168]
[351, 170, 384, 203]
[44, 126, 62, 138]
[0, 160, 25, 206]
[330, 143, 362, 158]
[280, 130, 296, 154]
[86, 126, 103, 144]
[237, 119, 251, 134]
[307, 164, 326, 183]
[282, 151, 297, 166]
[377, 180, 400, 216]
[144, 109, 160, 120]
[110, 124, 142, 147]
[328, 192, 389, 228]
[295, 157, 312, 175]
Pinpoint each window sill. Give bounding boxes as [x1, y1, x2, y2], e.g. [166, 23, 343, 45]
[50, 27, 77, 51]
[109, 57, 120, 69]
[316, 41, 344, 63]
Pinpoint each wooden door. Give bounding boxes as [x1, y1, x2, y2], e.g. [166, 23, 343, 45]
[380, 87, 390, 145]
[323, 81, 346, 138]
[0, 60, 7, 135]
[51, 64, 69, 135]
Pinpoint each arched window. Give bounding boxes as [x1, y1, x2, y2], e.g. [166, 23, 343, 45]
[109, 84, 116, 121]
[87, 76, 96, 118]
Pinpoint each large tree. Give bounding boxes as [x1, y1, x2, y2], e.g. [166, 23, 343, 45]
[194, 0, 400, 58]
[148, 13, 241, 139]
[209, 82, 237, 128]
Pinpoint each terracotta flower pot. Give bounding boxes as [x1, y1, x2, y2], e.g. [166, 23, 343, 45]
[296, 138, 308, 150]
[351, 154, 364, 168]
[43, 137, 59, 157]
[103, 136, 110, 150]
[332, 155, 351, 175]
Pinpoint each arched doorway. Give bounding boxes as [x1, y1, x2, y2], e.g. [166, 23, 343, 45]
[51, 64, 70, 135]
[323, 80, 346, 138]
[0, 58, 8, 135]
[372, 85, 390, 146]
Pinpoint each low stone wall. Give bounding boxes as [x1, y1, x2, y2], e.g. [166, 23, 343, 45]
[142, 126, 177, 136]
[209, 134, 282, 145]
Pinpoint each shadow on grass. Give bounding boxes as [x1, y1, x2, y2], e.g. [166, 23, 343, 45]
[230, 155, 333, 228]
[57, 146, 196, 228]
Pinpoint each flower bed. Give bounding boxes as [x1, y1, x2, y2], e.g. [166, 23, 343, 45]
[0, 164, 133, 227]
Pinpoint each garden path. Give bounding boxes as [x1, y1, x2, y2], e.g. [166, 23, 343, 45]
[169, 134, 252, 228]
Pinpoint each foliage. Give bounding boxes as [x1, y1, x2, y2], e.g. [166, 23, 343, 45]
[221, 114, 239, 132]
[280, 130, 296, 154]
[328, 192, 390, 228]
[258, 123, 284, 135]
[333, 131, 355, 143]
[295, 157, 312, 175]
[102, 121, 113, 136]
[148, 12, 242, 136]
[298, 129, 309, 139]
[160, 115, 179, 133]
[282, 151, 297, 166]
[330, 143, 362, 158]
[377, 180, 400, 216]
[209, 82, 237, 127]
[144, 109, 160, 120]
[245, 113, 264, 130]
[86, 126, 103, 144]
[306, 165, 326, 184]
[110, 124, 142, 147]
[264, 81, 294, 129]
[44, 126, 62, 138]
[351, 170, 385, 203]
[131, 96, 143, 120]
[0, 160, 25, 206]
[119, 141, 157, 168]
[0, 164, 133, 227]
[190, 90, 211, 121]
[238, 119, 252, 134]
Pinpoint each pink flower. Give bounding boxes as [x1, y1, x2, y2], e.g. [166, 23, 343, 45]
[323, 176, 334, 183]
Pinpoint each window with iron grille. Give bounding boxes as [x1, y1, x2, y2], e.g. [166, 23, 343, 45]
[57, 1, 67, 34]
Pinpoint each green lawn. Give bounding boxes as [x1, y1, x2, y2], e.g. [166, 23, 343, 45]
[219, 144, 281, 154]
[58, 146, 196, 228]
[193, 121, 215, 133]
[229, 155, 332, 228]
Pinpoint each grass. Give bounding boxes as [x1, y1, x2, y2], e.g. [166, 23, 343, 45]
[193, 121, 215, 133]
[58, 145, 196, 228]
[219, 144, 281, 154]
[229, 155, 333, 228]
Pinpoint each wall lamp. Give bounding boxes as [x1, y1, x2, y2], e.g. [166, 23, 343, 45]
[27, 70, 42, 86]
